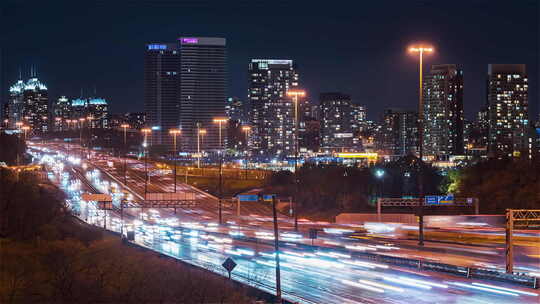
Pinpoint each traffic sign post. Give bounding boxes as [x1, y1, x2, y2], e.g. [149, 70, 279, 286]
[222, 257, 237, 279]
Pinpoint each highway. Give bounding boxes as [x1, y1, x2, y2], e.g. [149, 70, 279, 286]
[30, 142, 540, 304]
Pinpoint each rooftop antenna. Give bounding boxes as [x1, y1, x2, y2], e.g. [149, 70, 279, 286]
[94, 85, 97, 96]
[80, 88, 83, 98]
[18, 67, 22, 80]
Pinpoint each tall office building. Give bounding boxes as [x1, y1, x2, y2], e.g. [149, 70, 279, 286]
[423, 64, 464, 158]
[178, 37, 227, 153]
[144, 37, 227, 153]
[320, 93, 354, 152]
[7, 79, 25, 128]
[248, 59, 299, 157]
[6, 70, 49, 133]
[54, 96, 71, 131]
[487, 64, 529, 158]
[378, 109, 418, 156]
[68, 97, 109, 128]
[144, 42, 180, 149]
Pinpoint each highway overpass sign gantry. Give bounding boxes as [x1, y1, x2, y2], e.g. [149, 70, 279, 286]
[506, 209, 540, 274]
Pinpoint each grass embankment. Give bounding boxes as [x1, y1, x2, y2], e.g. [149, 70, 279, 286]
[0, 168, 261, 303]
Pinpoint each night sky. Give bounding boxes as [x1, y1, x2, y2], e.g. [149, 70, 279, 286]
[1, 0, 538, 121]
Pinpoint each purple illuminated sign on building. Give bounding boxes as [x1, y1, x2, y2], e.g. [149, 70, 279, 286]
[181, 38, 198, 44]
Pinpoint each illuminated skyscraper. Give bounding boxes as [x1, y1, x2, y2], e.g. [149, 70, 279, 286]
[248, 59, 299, 157]
[144, 37, 227, 152]
[487, 64, 529, 158]
[423, 64, 464, 158]
[54, 96, 71, 131]
[144, 42, 180, 149]
[378, 109, 418, 156]
[320, 93, 354, 152]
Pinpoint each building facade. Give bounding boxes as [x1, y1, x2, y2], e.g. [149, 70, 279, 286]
[487, 64, 529, 158]
[144, 37, 227, 153]
[248, 59, 299, 157]
[54, 96, 71, 131]
[320, 93, 354, 152]
[378, 109, 418, 156]
[423, 64, 464, 159]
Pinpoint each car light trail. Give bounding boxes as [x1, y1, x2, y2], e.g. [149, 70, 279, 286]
[471, 283, 538, 296]
[383, 277, 432, 290]
[447, 282, 519, 296]
[341, 279, 385, 293]
[398, 276, 448, 289]
[358, 280, 404, 293]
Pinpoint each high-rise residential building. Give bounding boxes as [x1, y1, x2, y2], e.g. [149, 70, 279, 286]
[320, 93, 355, 152]
[87, 98, 109, 128]
[68, 97, 109, 128]
[423, 64, 464, 159]
[351, 104, 367, 134]
[54, 96, 71, 131]
[487, 64, 529, 158]
[248, 59, 299, 157]
[465, 107, 489, 157]
[124, 112, 146, 130]
[226, 97, 245, 123]
[378, 109, 418, 156]
[144, 38, 227, 153]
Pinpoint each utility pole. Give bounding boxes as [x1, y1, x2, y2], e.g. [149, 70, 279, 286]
[272, 195, 282, 302]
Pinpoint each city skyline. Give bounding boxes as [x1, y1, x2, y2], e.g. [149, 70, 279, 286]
[1, 1, 538, 120]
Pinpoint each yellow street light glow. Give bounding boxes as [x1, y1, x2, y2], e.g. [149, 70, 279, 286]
[286, 89, 306, 97]
[213, 117, 228, 123]
[198, 129, 207, 134]
[120, 124, 129, 128]
[409, 46, 434, 53]
[241, 125, 251, 132]
[169, 129, 181, 135]
[21, 126, 30, 131]
[16, 122, 23, 127]
[79, 118, 85, 121]
[141, 128, 152, 134]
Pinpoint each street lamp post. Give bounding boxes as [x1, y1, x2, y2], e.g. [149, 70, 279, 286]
[409, 45, 433, 246]
[287, 89, 306, 231]
[15, 122, 23, 166]
[141, 128, 152, 196]
[213, 118, 227, 225]
[169, 129, 181, 193]
[241, 125, 251, 180]
[78, 118, 85, 160]
[197, 128, 206, 170]
[121, 124, 130, 185]
[86, 115, 93, 159]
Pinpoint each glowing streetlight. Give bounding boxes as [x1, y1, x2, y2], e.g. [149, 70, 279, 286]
[409, 44, 434, 247]
[21, 125, 30, 140]
[169, 129, 181, 193]
[286, 89, 306, 231]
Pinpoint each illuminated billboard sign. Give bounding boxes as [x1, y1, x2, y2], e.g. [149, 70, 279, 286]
[181, 38, 199, 44]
